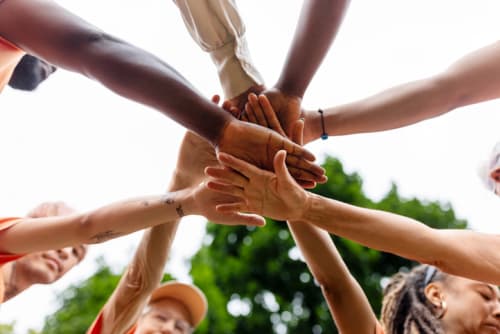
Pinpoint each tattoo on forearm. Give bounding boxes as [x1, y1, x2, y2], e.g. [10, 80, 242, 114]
[176, 205, 185, 218]
[90, 230, 124, 243]
[162, 195, 175, 205]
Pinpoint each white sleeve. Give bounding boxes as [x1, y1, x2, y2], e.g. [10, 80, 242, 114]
[174, 0, 264, 98]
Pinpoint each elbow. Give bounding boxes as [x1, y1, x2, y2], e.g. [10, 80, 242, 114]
[76, 212, 123, 245]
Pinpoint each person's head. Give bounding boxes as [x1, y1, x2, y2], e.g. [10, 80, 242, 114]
[10, 245, 87, 285]
[479, 142, 500, 196]
[8, 54, 57, 91]
[381, 264, 500, 334]
[136, 281, 208, 334]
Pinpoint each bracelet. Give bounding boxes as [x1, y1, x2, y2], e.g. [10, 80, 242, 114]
[318, 109, 328, 140]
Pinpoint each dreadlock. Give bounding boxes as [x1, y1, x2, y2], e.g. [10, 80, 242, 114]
[381, 265, 447, 334]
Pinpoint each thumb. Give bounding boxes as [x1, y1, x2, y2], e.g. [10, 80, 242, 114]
[273, 150, 295, 185]
[291, 119, 304, 145]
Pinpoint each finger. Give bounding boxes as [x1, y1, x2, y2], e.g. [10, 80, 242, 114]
[284, 153, 326, 180]
[205, 166, 248, 187]
[248, 93, 269, 128]
[240, 110, 249, 122]
[291, 119, 304, 145]
[296, 180, 317, 189]
[258, 94, 286, 137]
[206, 180, 245, 198]
[216, 202, 248, 213]
[288, 168, 327, 184]
[282, 139, 316, 162]
[216, 152, 268, 180]
[214, 212, 266, 227]
[211, 94, 221, 105]
[244, 102, 258, 124]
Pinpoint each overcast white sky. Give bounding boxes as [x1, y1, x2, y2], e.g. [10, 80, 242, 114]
[1, 0, 500, 332]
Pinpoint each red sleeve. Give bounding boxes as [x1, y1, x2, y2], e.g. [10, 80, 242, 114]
[0, 217, 24, 265]
[87, 310, 137, 334]
[87, 311, 103, 334]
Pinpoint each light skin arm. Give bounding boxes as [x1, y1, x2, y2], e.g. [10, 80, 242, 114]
[91, 122, 266, 334]
[288, 221, 379, 334]
[206, 151, 500, 285]
[0, 179, 264, 255]
[303, 41, 500, 144]
[98, 179, 182, 334]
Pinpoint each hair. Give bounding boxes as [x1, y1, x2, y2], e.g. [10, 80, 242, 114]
[380, 265, 448, 334]
[8, 54, 56, 91]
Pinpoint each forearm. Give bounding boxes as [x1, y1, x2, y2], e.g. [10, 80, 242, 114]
[0, 188, 198, 254]
[101, 179, 184, 334]
[304, 193, 500, 284]
[305, 41, 500, 141]
[0, 0, 231, 144]
[275, 0, 350, 98]
[287, 221, 378, 334]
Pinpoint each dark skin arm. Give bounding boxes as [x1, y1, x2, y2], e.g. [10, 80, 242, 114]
[256, 0, 351, 136]
[0, 0, 326, 183]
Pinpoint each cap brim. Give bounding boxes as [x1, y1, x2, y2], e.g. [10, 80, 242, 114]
[149, 281, 207, 327]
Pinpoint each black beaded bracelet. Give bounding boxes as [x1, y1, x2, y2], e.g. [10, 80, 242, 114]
[318, 108, 328, 140]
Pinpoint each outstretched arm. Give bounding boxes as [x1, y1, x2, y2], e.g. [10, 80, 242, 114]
[0, 0, 229, 144]
[206, 150, 500, 285]
[288, 221, 379, 334]
[0, 0, 326, 183]
[92, 126, 265, 334]
[256, 0, 350, 136]
[98, 182, 182, 334]
[303, 41, 500, 143]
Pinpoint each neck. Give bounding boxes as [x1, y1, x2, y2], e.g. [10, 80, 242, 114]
[2, 262, 31, 302]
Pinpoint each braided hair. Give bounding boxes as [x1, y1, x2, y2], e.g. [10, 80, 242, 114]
[381, 265, 448, 334]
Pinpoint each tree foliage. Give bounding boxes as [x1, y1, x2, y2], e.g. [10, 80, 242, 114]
[17, 155, 467, 333]
[190, 157, 467, 334]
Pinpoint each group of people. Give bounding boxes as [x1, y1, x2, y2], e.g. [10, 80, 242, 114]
[1, 0, 500, 333]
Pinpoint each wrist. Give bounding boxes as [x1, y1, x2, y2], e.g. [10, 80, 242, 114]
[298, 192, 315, 221]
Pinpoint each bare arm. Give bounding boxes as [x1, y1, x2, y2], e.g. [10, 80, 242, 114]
[206, 151, 500, 285]
[99, 179, 183, 334]
[302, 194, 500, 285]
[275, 0, 350, 98]
[288, 221, 379, 334]
[0, 0, 230, 144]
[304, 41, 500, 143]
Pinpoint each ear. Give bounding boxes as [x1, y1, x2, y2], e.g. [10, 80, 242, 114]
[424, 282, 445, 308]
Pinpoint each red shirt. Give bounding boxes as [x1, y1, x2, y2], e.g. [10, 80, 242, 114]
[0, 217, 24, 303]
[87, 311, 137, 334]
[0, 36, 24, 92]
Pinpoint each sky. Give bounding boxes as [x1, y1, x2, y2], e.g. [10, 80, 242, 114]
[1, 0, 500, 332]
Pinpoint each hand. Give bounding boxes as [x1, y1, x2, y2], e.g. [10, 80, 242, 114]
[191, 182, 265, 227]
[173, 95, 221, 187]
[205, 150, 309, 221]
[242, 87, 303, 139]
[221, 84, 266, 118]
[216, 119, 326, 184]
[26, 201, 76, 218]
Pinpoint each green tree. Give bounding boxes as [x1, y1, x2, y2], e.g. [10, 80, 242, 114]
[190, 156, 467, 334]
[37, 156, 467, 333]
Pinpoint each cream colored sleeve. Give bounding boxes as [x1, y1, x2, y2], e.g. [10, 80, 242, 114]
[174, 0, 264, 98]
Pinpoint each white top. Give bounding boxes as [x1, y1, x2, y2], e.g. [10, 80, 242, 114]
[174, 0, 264, 98]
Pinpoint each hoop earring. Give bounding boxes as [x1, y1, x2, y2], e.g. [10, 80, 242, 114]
[436, 300, 447, 319]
